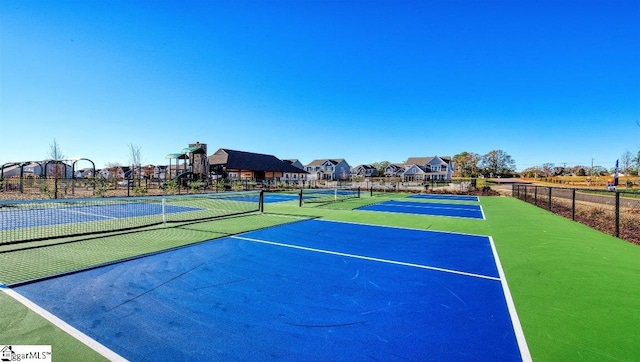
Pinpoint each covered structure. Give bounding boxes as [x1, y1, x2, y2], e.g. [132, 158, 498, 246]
[208, 148, 307, 184]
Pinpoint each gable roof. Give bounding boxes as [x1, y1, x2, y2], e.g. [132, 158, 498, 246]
[405, 156, 451, 166]
[306, 159, 346, 167]
[208, 149, 307, 173]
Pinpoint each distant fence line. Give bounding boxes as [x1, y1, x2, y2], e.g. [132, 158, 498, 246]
[0, 176, 482, 200]
[512, 184, 640, 245]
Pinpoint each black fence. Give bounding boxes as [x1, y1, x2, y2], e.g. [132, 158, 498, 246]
[0, 177, 267, 199]
[512, 184, 640, 245]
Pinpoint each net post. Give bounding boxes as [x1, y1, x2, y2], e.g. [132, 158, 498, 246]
[259, 190, 264, 212]
[358, 187, 361, 198]
[299, 188, 303, 207]
[162, 197, 167, 225]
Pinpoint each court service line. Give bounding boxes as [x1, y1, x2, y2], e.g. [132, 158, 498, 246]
[1, 285, 127, 362]
[231, 236, 500, 281]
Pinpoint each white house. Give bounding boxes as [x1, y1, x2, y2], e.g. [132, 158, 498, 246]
[305, 159, 351, 181]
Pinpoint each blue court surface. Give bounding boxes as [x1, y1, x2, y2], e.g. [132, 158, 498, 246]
[13, 219, 528, 361]
[357, 200, 485, 219]
[409, 194, 480, 202]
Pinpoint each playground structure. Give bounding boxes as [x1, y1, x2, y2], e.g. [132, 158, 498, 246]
[165, 142, 210, 184]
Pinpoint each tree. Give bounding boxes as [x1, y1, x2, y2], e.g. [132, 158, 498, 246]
[541, 163, 554, 177]
[620, 150, 633, 175]
[633, 150, 640, 177]
[452, 152, 481, 177]
[480, 150, 516, 177]
[48, 138, 66, 178]
[521, 166, 542, 178]
[128, 143, 143, 183]
[371, 161, 391, 176]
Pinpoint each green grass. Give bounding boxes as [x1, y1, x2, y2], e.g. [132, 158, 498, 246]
[2, 193, 640, 361]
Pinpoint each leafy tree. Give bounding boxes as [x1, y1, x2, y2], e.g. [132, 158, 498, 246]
[452, 152, 481, 177]
[480, 150, 516, 177]
[371, 161, 391, 176]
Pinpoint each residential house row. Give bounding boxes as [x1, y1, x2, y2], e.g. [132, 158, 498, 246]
[1, 144, 454, 184]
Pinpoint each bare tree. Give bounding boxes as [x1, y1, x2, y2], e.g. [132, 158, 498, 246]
[620, 150, 633, 175]
[48, 138, 66, 178]
[128, 143, 143, 182]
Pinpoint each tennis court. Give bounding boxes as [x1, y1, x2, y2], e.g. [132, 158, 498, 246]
[10, 219, 529, 361]
[357, 200, 485, 219]
[4, 191, 640, 361]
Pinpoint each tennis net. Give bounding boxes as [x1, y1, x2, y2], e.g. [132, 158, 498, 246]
[300, 186, 360, 205]
[0, 190, 263, 245]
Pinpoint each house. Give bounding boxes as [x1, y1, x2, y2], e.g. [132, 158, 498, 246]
[402, 164, 427, 182]
[384, 164, 406, 178]
[404, 156, 454, 181]
[352, 164, 379, 178]
[284, 159, 305, 170]
[74, 167, 94, 178]
[208, 148, 308, 184]
[283, 159, 307, 182]
[98, 166, 131, 180]
[305, 159, 351, 181]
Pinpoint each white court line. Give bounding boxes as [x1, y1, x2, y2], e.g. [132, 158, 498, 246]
[412, 195, 480, 202]
[60, 208, 119, 220]
[487, 236, 532, 361]
[231, 235, 500, 281]
[1, 285, 127, 362]
[377, 202, 482, 212]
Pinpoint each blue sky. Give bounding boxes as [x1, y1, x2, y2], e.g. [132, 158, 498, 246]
[1, 0, 638, 172]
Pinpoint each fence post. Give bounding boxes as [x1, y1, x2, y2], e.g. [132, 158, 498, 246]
[534, 186, 538, 205]
[615, 191, 620, 238]
[548, 187, 552, 211]
[572, 188, 576, 221]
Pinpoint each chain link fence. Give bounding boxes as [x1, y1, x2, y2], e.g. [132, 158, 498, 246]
[513, 184, 640, 245]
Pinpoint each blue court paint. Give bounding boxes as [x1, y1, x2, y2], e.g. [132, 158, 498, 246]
[0, 203, 198, 230]
[409, 194, 480, 202]
[14, 220, 525, 361]
[358, 200, 485, 219]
